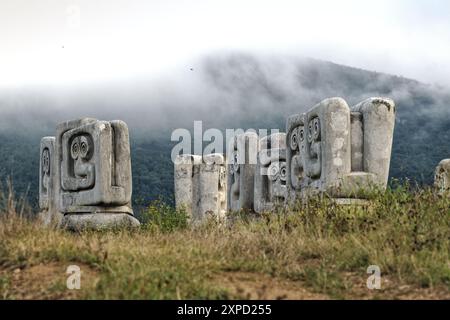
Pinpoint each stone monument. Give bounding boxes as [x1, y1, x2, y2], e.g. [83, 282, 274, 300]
[174, 153, 227, 223]
[39, 136, 58, 225]
[286, 97, 396, 203]
[39, 118, 140, 230]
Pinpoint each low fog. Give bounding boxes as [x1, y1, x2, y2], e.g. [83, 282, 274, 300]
[1, 52, 449, 139]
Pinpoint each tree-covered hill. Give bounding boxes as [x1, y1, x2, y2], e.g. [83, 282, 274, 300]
[1, 53, 449, 208]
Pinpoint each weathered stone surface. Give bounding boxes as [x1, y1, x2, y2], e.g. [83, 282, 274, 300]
[254, 133, 287, 213]
[174, 154, 202, 217]
[351, 97, 396, 187]
[227, 132, 259, 212]
[52, 118, 139, 230]
[62, 213, 140, 231]
[38, 136, 59, 225]
[174, 154, 227, 224]
[434, 159, 450, 193]
[286, 97, 395, 202]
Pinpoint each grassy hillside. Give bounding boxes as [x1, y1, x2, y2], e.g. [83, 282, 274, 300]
[0, 186, 449, 300]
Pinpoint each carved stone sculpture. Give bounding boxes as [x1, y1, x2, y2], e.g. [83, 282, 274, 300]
[39, 136, 58, 225]
[434, 159, 450, 193]
[53, 118, 139, 230]
[254, 133, 287, 213]
[286, 97, 395, 202]
[351, 97, 396, 187]
[227, 132, 259, 212]
[174, 154, 227, 223]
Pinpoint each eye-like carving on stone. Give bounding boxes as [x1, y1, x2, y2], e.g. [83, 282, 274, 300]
[268, 161, 287, 184]
[306, 117, 321, 179]
[312, 117, 321, 141]
[299, 127, 305, 143]
[307, 117, 321, 143]
[71, 135, 93, 161]
[290, 127, 299, 151]
[280, 162, 287, 183]
[307, 121, 313, 143]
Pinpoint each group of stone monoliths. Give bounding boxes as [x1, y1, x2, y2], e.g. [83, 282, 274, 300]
[175, 97, 399, 223]
[38, 97, 449, 230]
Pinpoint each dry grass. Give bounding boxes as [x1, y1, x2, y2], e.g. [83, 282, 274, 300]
[0, 184, 449, 300]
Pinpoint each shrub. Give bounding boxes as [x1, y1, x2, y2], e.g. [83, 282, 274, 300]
[140, 199, 188, 232]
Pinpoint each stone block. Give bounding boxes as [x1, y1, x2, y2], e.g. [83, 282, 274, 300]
[54, 118, 139, 230]
[174, 154, 227, 223]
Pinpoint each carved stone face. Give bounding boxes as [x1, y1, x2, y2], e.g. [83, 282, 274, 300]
[306, 117, 321, 179]
[58, 119, 132, 213]
[65, 134, 95, 190]
[41, 148, 50, 193]
[289, 125, 305, 189]
[39, 137, 55, 211]
[42, 148, 50, 175]
[267, 160, 287, 201]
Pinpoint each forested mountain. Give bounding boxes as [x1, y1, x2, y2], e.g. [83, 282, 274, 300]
[1, 53, 449, 209]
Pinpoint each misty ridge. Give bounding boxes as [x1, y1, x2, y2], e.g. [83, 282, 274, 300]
[2, 52, 450, 133]
[0, 52, 450, 207]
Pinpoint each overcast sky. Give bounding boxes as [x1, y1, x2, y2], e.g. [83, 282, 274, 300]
[1, 0, 449, 87]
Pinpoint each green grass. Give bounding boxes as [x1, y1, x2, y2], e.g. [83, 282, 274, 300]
[0, 185, 449, 299]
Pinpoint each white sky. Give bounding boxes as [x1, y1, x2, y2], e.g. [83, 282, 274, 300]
[1, 0, 449, 87]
